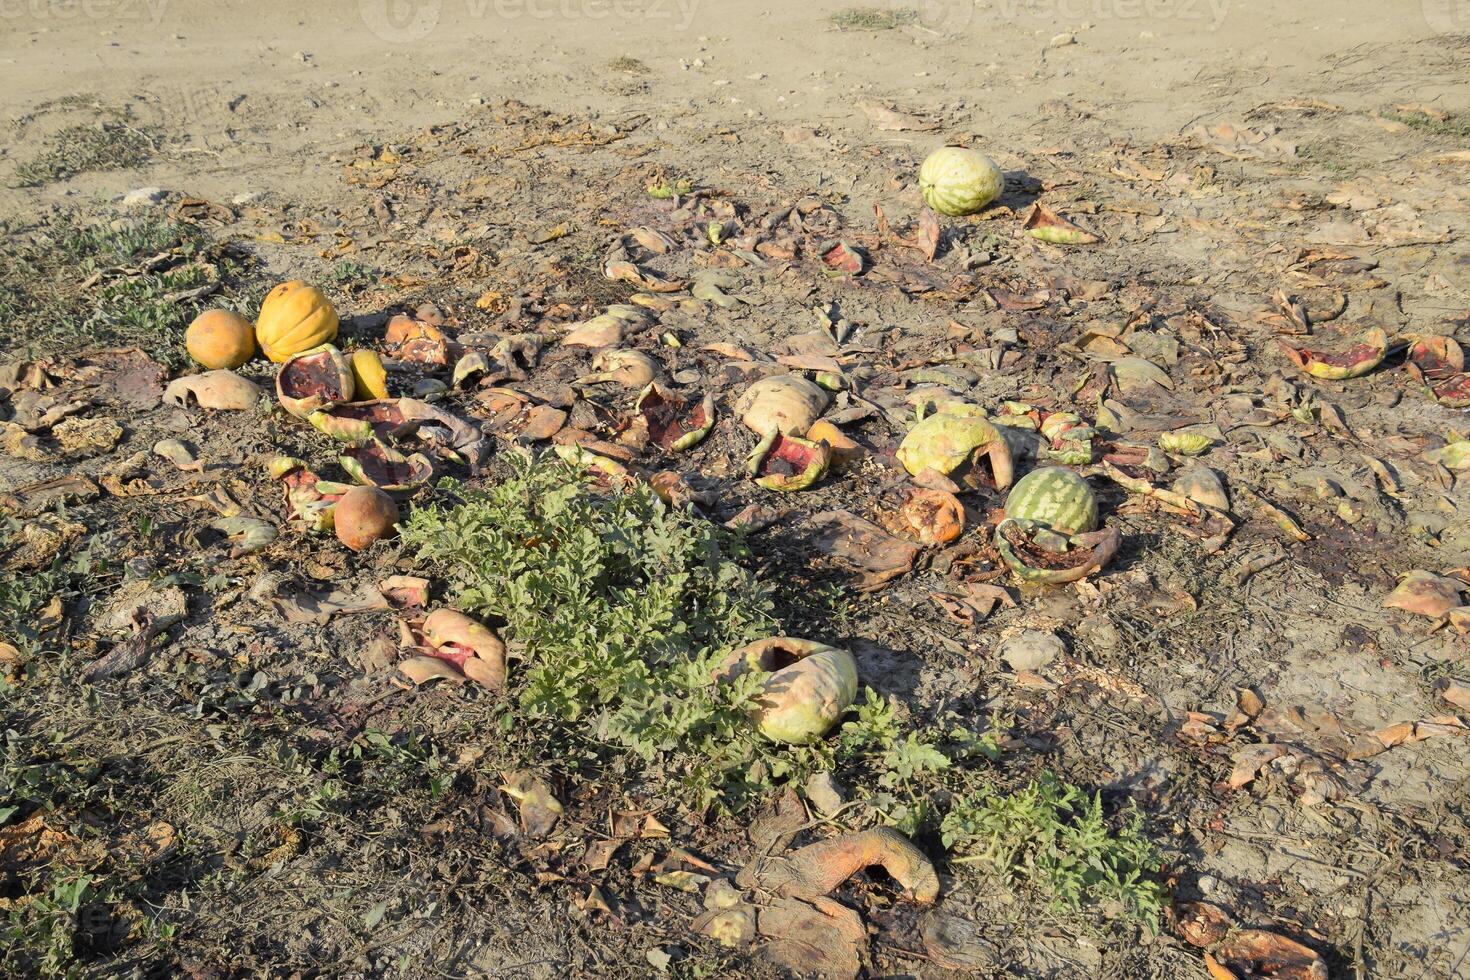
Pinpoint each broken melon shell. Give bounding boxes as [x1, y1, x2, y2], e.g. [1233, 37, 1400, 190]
[746, 431, 832, 491]
[736, 374, 831, 436]
[716, 637, 859, 745]
[275, 344, 355, 419]
[896, 413, 1014, 489]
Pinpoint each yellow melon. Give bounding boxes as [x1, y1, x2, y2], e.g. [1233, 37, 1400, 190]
[256, 281, 338, 364]
[185, 309, 256, 369]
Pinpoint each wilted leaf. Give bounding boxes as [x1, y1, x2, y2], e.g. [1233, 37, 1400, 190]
[582, 838, 624, 871]
[213, 516, 278, 557]
[875, 204, 942, 261]
[857, 99, 935, 132]
[152, 438, 203, 472]
[363, 900, 390, 929]
[501, 770, 563, 839]
[934, 583, 1014, 626]
[1175, 901, 1231, 947]
[801, 510, 919, 591]
[397, 656, 465, 686]
[1226, 743, 1286, 790]
[1193, 121, 1298, 160]
[1110, 356, 1173, 391]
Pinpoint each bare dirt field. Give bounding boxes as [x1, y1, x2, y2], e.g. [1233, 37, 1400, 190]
[3, 1, 1470, 977]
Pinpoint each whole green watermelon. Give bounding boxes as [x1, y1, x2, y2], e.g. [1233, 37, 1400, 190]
[919, 146, 1005, 216]
[1003, 467, 1098, 535]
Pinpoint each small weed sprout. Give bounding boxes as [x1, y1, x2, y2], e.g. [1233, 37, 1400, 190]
[607, 55, 650, 75]
[837, 691, 1007, 834]
[0, 562, 63, 661]
[331, 260, 373, 286]
[1381, 108, 1470, 139]
[12, 123, 158, 187]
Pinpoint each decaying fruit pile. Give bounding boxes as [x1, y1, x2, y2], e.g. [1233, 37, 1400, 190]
[4, 104, 1470, 979]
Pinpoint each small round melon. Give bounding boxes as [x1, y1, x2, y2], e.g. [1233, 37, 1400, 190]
[919, 146, 1005, 217]
[185, 309, 256, 369]
[334, 486, 399, 552]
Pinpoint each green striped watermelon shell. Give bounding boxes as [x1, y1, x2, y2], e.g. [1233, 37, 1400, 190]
[1003, 467, 1098, 535]
[919, 146, 1005, 217]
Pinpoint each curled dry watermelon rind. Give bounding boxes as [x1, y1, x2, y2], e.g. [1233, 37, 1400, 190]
[996, 518, 1119, 584]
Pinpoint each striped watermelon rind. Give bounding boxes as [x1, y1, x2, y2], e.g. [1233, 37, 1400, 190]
[919, 147, 1005, 217]
[1040, 415, 1096, 465]
[1043, 437, 1095, 466]
[1003, 466, 1098, 535]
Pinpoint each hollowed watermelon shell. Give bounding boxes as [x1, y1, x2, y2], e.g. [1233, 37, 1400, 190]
[747, 432, 831, 492]
[896, 413, 1014, 490]
[636, 383, 715, 452]
[275, 344, 354, 419]
[339, 440, 433, 492]
[1406, 335, 1465, 381]
[308, 400, 409, 444]
[997, 519, 1119, 584]
[1430, 374, 1470, 408]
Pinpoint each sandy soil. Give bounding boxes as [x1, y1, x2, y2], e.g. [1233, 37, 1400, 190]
[4, 2, 1470, 979]
[0, 0, 1455, 210]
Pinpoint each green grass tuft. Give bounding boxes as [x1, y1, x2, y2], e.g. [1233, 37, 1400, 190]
[12, 123, 158, 188]
[0, 213, 252, 363]
[607, 55, 650, 75]
[941, 772, 1166, 925]
[831, 6, 917, 30]
[1382, 109, 1470, 139]
[400, 453, 793, 810]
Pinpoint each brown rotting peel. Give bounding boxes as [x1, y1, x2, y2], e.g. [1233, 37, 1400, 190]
[739, 827, 939, 904]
